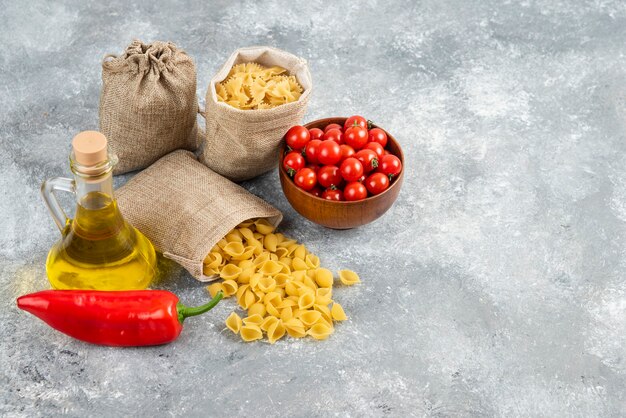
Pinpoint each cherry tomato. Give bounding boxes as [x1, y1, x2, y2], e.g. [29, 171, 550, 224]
[317, 140, 341, 165]
[324, 123, 343, 133]
[283, 151, 305, 176]
[310, 186, 323, 198]
[344, 115, 367, 131]
[365, 172, 390, 195]
[365, 142, 384, 159]
[317, 165, 343, 189]
[322, 188, 344, 201]
[368, 128, 388, 148]
[294, 168, 317, 191]
[355, 149, 379, 173]
[323, 128, 343, 145]
[308, 128, 324, 141]
[344, 181, 368, 201]
[285, 125, 310, 150]
[379, 154, 402, 177]
[344, 126, 368, 150]
[339, 157, 364, 182]
[306, 163, 320, 172]
[339, 144, 356, 161]
[304, 139, 322, 164]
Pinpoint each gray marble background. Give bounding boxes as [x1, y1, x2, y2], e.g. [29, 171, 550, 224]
[2, 0, 626, 416]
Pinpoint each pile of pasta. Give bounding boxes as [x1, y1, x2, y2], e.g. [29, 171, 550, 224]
[215, 62, 303, 110]
[204, 219, 360, 343]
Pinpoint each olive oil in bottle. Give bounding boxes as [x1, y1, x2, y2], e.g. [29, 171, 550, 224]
[41, 131, 156, 290]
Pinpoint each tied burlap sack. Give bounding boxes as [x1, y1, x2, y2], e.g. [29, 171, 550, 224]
[99, 40, 200, 174]
[199, 46, 312, 182]
[116, 150, 282, 281]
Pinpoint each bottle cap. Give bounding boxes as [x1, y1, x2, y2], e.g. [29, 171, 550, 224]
[71, 131, 108, 166]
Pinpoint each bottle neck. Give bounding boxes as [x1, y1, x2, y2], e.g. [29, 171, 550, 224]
[74, 171, 114, 209]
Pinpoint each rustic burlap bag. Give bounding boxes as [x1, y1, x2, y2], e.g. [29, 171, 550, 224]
[199, 46, 312, 182]
[116, 150, 282, 281]
[99, 40, 200, 174]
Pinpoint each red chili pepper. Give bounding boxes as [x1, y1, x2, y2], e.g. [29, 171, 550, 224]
[17, 289, 223, 347]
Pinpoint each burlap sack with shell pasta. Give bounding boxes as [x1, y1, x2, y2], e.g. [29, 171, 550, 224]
[116, 150, 282, 281]
[199, 46, 312, 182]
[99, 40, 200, 174]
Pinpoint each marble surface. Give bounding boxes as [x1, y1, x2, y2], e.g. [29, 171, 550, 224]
[2, 0, 626, 416]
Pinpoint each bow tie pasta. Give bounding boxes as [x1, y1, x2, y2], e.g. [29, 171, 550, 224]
[204, 218, 359, 343]
[216, 62, 304, 110]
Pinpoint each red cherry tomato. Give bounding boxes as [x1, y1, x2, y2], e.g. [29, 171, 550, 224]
[283, 151, 305, 176]
[339, 144, 355, 161]
[355, 149, 379, 173]
[306, 163, 319, 172]
[324, 123, 343, 133]
[317, 140, 341, 165]
[310, 186, 323, 198]
[317, 165, 343, 189]
[304, 139, 322, 164]
[364, 142, 384, 159]
[344, 126, 368, 150]
[285, 125, 310, 150]
[368, 128, 388, 148]
[344, 115, 367, 131]
[322, 188, 344, 201]
[339, 157, 364, 182]
[344, 181, 368, 201]
[379, 154, 402, 177]
[294, 168, 317, 191]
[323, 128, 343, 145]
[308, 128, 324, 141]
[365, 172, 390, 195]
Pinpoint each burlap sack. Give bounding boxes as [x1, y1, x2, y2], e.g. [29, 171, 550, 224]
[116, 150, 282, 281]
[199, 46, 312, 182]
[99, 40, 200, 174]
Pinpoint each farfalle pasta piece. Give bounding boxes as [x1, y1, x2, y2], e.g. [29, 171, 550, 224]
[339, 270, 361, 285]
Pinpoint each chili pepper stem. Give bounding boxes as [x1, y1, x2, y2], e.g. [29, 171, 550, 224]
[176, 291, 223, 323]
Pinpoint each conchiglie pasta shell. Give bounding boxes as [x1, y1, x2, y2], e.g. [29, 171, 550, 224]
[315, 268, 334, 288]
[238, 227, 255, 241]
[305, 254, 320, 269]
[255, 219, 275, 235]
[315, 288, 332, 305]
[267, 320, 286, 344]
[222, 280, 238, 297]
[291, 257, 308, 271]
[294, 244, 307, 260]
[258, 277, 277, 293]
[299, 310, 322, 327]
[220, 264, 242, 280]
[207, 282, 224, 298]
[264, 233, 278, 252]
[248, 302, 266, 317]
[308, 323, 333, 340]
[260, 316, 279, 332]
[240, 325, 263, 342]
[283, 318, 306, 338]
[273, 273, 290, 288]
[339, 270, 361, 285]
[203, 252, 222, 269]
[266, 302, 280, 318]
[314, 304, 333, 323]
[298, 293, 315, 310]
[232, 246, 255, 261]
[280, 307, 293, 322]
[258, 260, 282, 276]
[331, 302, 348, 321]
[225, 312, 242, 334]
[242, 314, 264, 326]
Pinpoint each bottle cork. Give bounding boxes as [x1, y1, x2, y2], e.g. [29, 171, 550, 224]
[72, 131, 108, 166]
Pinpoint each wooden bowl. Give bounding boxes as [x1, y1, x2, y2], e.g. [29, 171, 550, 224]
[279, 117, 404, 229]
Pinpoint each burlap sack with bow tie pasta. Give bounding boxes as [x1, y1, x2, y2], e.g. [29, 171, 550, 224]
[199, 46, 313, 182]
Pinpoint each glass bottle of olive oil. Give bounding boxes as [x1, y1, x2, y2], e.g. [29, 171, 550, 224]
[41, 131, 156, 290]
